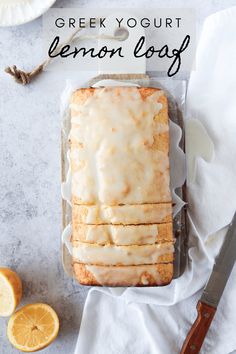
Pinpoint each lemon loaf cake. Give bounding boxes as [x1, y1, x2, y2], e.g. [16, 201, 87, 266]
[69, 86, 174, 286]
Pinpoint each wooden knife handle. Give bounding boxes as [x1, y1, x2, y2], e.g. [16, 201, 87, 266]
[180, 301, 216, 354]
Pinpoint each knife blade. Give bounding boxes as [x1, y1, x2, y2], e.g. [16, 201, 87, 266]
[180, 212, 236, 354]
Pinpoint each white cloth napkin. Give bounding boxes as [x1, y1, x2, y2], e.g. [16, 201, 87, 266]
[74, 7, 236, 354]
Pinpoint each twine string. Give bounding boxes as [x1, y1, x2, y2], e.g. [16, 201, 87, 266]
[5, 22, 124, 85]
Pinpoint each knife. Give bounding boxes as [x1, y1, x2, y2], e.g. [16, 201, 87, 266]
[180, 212, 236, 354]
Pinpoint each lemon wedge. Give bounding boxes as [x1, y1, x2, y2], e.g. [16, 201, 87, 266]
[7, 303, 59, 352]
[0, 267, 22, 317]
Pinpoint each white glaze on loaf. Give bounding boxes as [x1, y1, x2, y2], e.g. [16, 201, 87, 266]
[70, 87, 171, 205]
[72, 242, 174, 266]
[73, 223, 173, 245]
[72, 203, 172, 225]
[86, 264, 163, 286]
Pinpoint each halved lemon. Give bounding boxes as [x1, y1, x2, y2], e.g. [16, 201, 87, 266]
[7, 303, 59, 352]
[0, 267, 22, 317]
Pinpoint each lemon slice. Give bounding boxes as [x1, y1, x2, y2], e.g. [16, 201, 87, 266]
[0, 267, 22, 317]
[7, 303, 59, 352]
